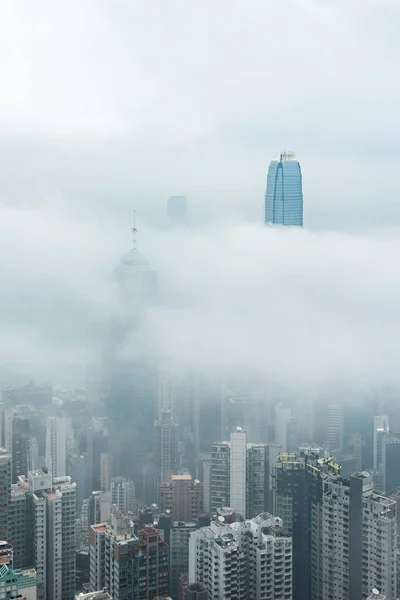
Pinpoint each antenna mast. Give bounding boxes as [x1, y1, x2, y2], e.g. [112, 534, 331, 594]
[132, 210, 138, 248]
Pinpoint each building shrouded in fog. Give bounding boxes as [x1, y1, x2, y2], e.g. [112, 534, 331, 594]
[110, 476, 136, 513]
[374, 415, 390, 470]
[104, 225, 158, 501]
[153, 410, 180, 500]
[113, 239, 157, 306]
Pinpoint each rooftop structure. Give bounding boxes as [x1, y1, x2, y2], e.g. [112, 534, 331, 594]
[75, 592, 112, 600]
[0, 565, 37, 600]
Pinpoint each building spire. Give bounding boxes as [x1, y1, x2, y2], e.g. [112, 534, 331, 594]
[131, 210, 137, 248]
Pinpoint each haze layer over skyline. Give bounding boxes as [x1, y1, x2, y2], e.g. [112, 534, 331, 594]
[0, 0, 399, 397]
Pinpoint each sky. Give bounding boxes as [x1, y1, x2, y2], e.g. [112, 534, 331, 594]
[0, 0, 399, 393]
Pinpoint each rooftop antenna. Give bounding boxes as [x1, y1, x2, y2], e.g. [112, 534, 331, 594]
[132, 210, 138, 248]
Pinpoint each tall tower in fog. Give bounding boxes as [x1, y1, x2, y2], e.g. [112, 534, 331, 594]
[153, 409, 179, 500]
[106, 217, 158, 501]
[264, 150, 303, 226]
[113, 221, 157, 309]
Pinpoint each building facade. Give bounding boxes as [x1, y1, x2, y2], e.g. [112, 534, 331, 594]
[153, 410, 180, 500]
[0, 449, 11, 542]
[90, 515, 169, 600]
[12, 415, 31, 483]
[189, 512, 292, 600]
[210, 431, 272, 518]
[110, 477, 135, 514]
[273, 451, 398, 600]
[45, 417, 72, 479]
[160, 475, 203, 522]
[7, 469, 76, 600]
[169, 521, 197, 600]
[229, 427, 247, 518]
[373, 415, 390, 471]
[383, 437, 400, 496]
[0, 565, 38, 600]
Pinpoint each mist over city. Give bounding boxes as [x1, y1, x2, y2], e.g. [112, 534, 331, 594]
[2, 203, 400, 396]
[1, 2, 400, 600]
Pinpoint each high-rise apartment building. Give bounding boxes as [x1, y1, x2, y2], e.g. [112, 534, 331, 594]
[138, 527, 169, 598]
[246, 443, 271, 519]
[89, 515, 137, 597]
[210, 443, 230, 512]
[153, 410, 180, 499]
[321, 470, 397, 600]
[189, 512, 292, 600]
[8, 469, 76, 600]
[264, 150, 303, 226]
[210, 429, 271, 518]
[110, 476, 135, 514]
[327, 404, 343, 453]
[169, 521, 197, 600]
[273, 452, 320, 599]
[9, 481, 28, 568]
[229, 427, 247, 518]
[383, 437, 400, 496]
[82, 425, 110, 497]
[0, 405, 13, 454]
[374, 415, 390, 470]
[90, 514, 169, 600]
[160, 474, 203, 522]
[45, 417, 73, 478]
[273, 452, 397, 600]
[275, 403, 292, 451]
[12, 415, 31, 483]
[0, 448, 11, 542]
[100, 453, 113, 492]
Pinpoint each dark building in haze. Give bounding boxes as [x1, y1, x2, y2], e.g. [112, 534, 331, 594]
[12, 415, 30, 483]
[0, 449, 11, 542]
[384, 437, 400, 496]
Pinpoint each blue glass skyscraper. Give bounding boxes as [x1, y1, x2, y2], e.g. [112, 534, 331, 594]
[264, 150, 303, 226]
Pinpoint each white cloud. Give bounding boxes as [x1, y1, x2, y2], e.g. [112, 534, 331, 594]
[143, 222, 400, 395]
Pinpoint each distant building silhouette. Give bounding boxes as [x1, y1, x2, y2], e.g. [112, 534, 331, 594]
[167, 196, 188, 224]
